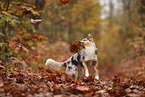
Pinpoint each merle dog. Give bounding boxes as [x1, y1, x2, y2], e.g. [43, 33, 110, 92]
[45, 34, 99, 80]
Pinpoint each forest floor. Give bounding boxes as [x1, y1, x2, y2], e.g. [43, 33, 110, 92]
[0, 41, 145, 97]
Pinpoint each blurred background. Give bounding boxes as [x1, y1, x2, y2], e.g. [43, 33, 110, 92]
[0, 0, 144, 78]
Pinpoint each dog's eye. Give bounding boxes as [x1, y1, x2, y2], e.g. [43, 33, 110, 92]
[83, 38, 87, 41]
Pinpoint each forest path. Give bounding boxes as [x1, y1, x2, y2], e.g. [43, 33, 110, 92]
[0, 41, 144, 97]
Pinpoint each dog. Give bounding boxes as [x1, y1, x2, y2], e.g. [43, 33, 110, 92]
[45, 34, 99, 80]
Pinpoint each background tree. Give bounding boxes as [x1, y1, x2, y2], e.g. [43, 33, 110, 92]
[0, 0, 46, 67]
[31, 0, 46, 30]
[40, 0, 102, 43]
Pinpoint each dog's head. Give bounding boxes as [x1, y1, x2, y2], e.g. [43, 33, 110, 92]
[79, 34, 94, 48]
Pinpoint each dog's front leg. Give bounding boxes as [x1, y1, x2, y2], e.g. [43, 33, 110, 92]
[94, 61, 99, 80]
[83, 62, 89, 77]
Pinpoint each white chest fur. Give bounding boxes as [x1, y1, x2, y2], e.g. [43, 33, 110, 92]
[83, 46, 97, 61]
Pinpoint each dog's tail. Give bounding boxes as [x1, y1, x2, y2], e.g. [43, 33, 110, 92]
[45, 59, 64, 71]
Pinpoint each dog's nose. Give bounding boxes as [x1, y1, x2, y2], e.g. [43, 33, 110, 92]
[78, 41, 84, 46]
[78, 41, 83, 45]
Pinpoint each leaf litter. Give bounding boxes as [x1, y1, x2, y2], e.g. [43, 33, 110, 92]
[0, 65, 145, 97]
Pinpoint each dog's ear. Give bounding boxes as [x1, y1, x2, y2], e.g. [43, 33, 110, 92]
[87, 34, 93, 41]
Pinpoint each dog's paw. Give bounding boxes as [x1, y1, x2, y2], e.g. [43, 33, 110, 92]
[85, 70, 89, 77]
[95, 76, 99, 80]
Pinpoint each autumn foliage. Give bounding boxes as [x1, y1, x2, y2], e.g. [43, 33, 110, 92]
[70, 42, 81, 53]
[0, 0, 145, 96]
[0, 66, 145, 96]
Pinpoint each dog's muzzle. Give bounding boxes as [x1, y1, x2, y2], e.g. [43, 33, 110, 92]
[78, 41, 83, 45]
[78, 41, 85, 48]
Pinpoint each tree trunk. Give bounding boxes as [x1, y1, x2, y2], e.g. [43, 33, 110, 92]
[109, 0, 113, 27]
[31, 0, 46, 30]
[138, 0, 145, 27]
